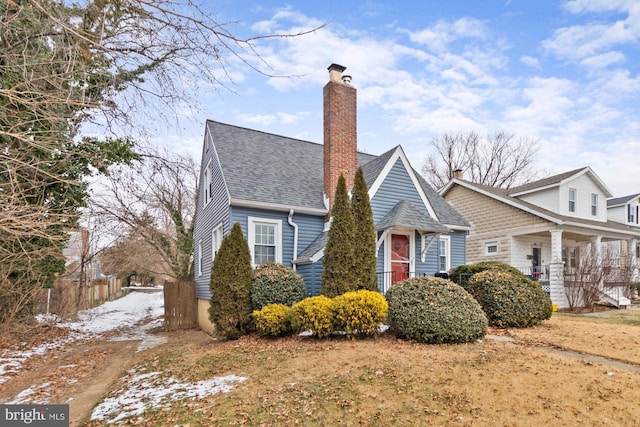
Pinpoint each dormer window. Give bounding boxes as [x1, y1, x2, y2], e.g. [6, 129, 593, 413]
[568, 188, 576, 213]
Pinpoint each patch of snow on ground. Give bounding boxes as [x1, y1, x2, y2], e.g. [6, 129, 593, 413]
[90, 368, 247, 424]
[7, 382, 52, 404]
[0, 291, 165, 385]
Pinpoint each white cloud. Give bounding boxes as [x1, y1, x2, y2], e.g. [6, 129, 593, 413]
[520, 55, 540, 69]
[406, 17, 489, 52]
[580, 51, 626, 68]
[563, 0, 637, 14]
[237, 113, 276, 126]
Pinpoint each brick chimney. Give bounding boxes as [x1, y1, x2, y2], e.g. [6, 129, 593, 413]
[324, 63, 357, 214]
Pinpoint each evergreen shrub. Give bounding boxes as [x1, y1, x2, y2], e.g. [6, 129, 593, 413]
[251, 263, 306, 310]
[291, 295, 334, 338]
[208, 222, 253, 340]
[252, 304, 293, 337]
[386, 276, 487, 344]
[449, 261, 528, 285]
[465, 270, 552, 328]
[331, 290, 388, 337]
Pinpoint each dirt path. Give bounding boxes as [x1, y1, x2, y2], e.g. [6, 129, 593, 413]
[0, 324, 212, 426]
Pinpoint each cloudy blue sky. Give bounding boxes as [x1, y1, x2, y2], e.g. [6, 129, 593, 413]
[163, 0, 639, 195]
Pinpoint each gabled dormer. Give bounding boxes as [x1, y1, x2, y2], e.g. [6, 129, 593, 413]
[607, 194, 640, 227]
[506, 167, 612, 222]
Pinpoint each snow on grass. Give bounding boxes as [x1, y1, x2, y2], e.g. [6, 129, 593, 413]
[0, 290, 165, 385]
[90, 367, 247, 424]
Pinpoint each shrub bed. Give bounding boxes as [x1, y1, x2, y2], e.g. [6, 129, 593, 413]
[331, 290, 387, 337]
[386, 276, 487, 344]
[251, 263, 307, 310]
[465, 270, 552, 328]
[449, 261, 528, 286]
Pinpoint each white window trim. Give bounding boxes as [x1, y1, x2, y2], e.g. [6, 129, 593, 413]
[248, 216, 282, 267]
[591, 193, 598, 216]
[212, 223, 223, 261]
[485, 241, 498, 256]
[439, 235, 451, 273]
[197, 239, 203, 276]
[203, 160, 212, 206]
[568, 188, 576, 213]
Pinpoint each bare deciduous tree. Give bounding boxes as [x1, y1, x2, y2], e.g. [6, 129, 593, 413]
[90, 149, 198, 282]
[422, 131, 541, 189]
[1, 0, 317, 323]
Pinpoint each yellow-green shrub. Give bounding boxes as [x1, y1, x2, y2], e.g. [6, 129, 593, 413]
[331, 290, 388, 337]
[252, 304, 293, 337]
[291, 296, 334, 338]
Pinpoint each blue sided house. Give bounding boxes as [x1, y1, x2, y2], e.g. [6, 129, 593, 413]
[193, 64, 470, 331]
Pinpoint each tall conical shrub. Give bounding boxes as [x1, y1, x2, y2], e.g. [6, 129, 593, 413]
[351, 167, 378, 291]
[208, 222, 253, 339]
[321, 174, 356, 297]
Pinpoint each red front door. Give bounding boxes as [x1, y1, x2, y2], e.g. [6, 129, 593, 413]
[390, 234, 410, 286]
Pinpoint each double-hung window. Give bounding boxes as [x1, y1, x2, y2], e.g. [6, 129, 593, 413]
[212, 223, 223, 261]
[203, 161, 212, 206]
[629, 204, 637, 224]
[248, 217, 282, 266]
[591, 193, 598, 216]
[439, 236, 450, 272]
[568, 188, 576, 213]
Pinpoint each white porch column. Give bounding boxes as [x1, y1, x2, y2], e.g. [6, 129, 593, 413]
[628, 238, 638, 282]
[549, 230, 568, 308]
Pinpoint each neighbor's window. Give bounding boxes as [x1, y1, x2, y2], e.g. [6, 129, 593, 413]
[439, 236, 451, 272]
[485, 241, 498, 256]
[248, 217, 282, 266]
[568, 188, 576, 213]
[591, 193, 598, 216]
[629, 204, 636, 224]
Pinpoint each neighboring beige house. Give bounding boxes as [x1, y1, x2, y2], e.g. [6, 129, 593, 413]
[440, 167, 640, 309]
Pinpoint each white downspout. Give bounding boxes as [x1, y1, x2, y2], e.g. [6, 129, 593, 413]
[288, 209, 299, 271]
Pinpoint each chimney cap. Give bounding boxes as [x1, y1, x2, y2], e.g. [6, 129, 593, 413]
[327, 63, 346, 73]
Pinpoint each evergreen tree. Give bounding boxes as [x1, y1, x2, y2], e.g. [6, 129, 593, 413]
[321, 174, 356, 297]
[209, 223, 253, 339]
[351, 167, 378, 291]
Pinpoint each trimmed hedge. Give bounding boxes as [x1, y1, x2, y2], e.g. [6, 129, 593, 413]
[291, 295, 334, 338]
[331, 290, 388, 337]
[253, 304, 294, 337]
[465, 270, 552, 328]
[449, 261, 528, 285]
[251, 263, 306, 310]
[386, 276, 487, 344]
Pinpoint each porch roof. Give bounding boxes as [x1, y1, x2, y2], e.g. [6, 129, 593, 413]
[376, 200, 450, 233]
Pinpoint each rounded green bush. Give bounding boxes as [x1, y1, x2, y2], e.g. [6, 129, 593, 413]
[465, 270, 552, 328]
[386, 276, 487, 344]
[252, 304, 294, 337]
[331, 290, 388, 337]
[251, 263, 307, 310]
[291, 295, 334, 338]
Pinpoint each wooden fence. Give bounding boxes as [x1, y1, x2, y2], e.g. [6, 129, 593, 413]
[163, 281, 197, 331]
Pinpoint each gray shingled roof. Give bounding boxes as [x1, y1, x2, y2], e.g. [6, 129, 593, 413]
[207, 121, 376, 211]
[207, 120, 470, 232]
[507, 167, 589, 195]
[295, 231, 327, 263]
[608, 194, 640, 207]
[376, 200, 450, 233]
